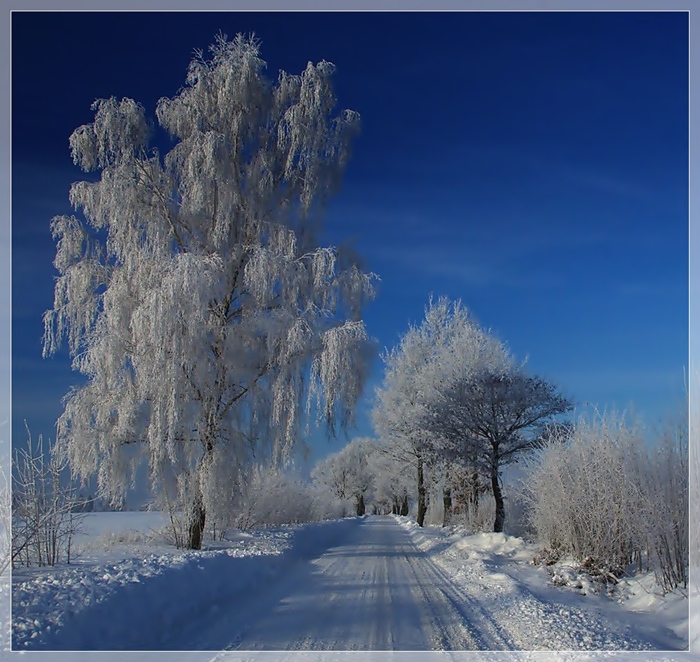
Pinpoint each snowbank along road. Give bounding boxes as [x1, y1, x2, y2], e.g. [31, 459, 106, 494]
[169, 516, 681, 651]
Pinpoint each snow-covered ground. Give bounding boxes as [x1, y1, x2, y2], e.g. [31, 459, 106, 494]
[12, 511, 357, 651]
[9, 512, 692, 658]
[394, 516, 688, 650]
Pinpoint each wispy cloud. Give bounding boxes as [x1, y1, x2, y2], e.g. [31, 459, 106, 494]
[386, 247, 546, 291]
[364, 215, 604, 292]
[556, 166, 653, 200]
[466, 145, 655, 202]
[615, 280, 687, 299]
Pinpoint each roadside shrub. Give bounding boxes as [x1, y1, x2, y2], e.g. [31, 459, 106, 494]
[523, 412, 648, 575]
[690, 369, 700, 602]
[524, 409, 689, 593]
[233, 465, 319, 530]
[644, 406, 688, 592]
[0, 463, 10, 575]
[532, 547, 562, 567]
[12, 424, 85, 567]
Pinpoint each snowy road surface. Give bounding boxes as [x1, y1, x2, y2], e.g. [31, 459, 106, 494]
[167, 516, 681, 651]
[174, 515, 500, 650]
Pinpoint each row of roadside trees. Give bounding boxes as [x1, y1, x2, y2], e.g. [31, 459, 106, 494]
[310, 296, 688, 593]
[372, 296, 572, 532]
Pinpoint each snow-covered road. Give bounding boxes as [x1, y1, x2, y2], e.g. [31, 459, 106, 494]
[168, 516, 680, 652]
[13, 513, 688, 652]
[172, 516, 499, 650]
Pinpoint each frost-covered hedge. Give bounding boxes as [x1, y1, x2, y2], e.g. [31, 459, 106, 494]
[523, 410, 688, 592]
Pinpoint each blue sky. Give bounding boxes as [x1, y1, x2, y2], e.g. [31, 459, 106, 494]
[11, 11, 688, 473]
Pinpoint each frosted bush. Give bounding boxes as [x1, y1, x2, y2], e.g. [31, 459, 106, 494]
[232, 465, 319, 530]
[524, 408, 688, 591]
[523, 412, 648, 575]
[644, 403, 688, 592]
[12, 424, 85, 567]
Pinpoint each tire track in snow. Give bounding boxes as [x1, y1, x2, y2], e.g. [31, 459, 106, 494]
[182, 516, 505, 650]
[398, 524, 515, 649]
[412, 524, 679, 651]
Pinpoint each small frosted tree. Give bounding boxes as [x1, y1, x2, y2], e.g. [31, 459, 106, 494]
[311, 437, 374, 516]
[43, 34, 375, 549]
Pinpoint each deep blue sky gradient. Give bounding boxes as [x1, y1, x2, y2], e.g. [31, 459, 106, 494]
[12, 11, 688, 473]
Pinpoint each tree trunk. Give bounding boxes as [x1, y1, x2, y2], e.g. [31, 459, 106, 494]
[468, 466, 479, 521]
[187, 491, 206, 550]
[356, 493, 365, 516]
[491, 456, 505, 533]
[442, 486, 452, 527]
[400, 494, 409, 516]
[187, 439, 215, 550]
[417, 461, 427, 527]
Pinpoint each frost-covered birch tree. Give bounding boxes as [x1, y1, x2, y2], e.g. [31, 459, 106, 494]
[43, 34, 376, 549]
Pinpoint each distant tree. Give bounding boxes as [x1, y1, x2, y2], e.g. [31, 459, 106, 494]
[233, 464, 318, 530]
[365, 438, 412, 516]
[371, 307, 438, 526]
[311, 451, 352, 510]
[43, 34, 375, 549]
[312, 437, 374, 516]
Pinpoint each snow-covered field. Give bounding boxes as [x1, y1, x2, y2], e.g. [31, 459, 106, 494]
[9, 512, 692, 659]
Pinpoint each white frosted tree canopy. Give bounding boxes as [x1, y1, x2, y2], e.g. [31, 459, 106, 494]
[43, 34, 376, 548]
